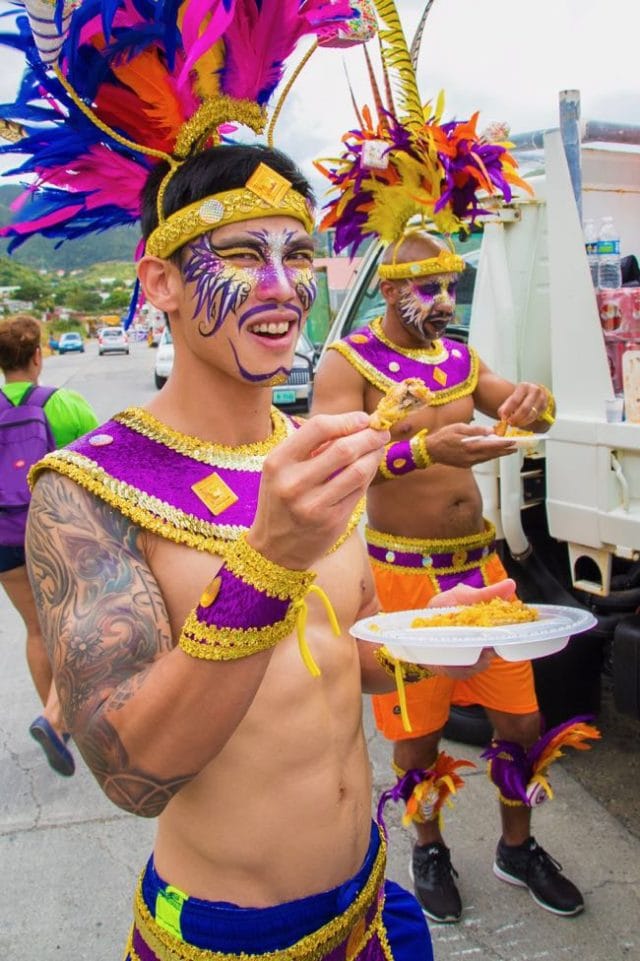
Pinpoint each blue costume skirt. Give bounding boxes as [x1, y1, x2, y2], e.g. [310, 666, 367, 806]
[123, 822, 432, 961]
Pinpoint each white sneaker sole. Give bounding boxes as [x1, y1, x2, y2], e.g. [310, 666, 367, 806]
[493, 862, 585, 917]
[409, 858, 462, 924]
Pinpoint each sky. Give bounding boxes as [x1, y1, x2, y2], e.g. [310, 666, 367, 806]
[0, 0, 637, 199]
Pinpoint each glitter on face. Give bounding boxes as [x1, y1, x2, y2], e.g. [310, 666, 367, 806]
[181, 225, 317, 384]
[182, 235, 251, 337]
[397, 274, 458, 338]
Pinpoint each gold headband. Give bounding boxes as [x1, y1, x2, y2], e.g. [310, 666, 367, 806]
[378, 249, 465, 281]
[146, 163, 315, 258]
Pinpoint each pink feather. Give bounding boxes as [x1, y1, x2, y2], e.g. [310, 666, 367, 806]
[178, 0, 237, 91]
[220, 0, 356, 103]
[1, 206, 85, 235]
[37, 145, 147, 216]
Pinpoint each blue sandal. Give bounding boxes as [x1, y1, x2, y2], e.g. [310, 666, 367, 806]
[29, 716, 75, 777]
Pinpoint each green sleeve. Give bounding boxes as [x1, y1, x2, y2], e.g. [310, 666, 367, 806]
[43, 389, 100, 448]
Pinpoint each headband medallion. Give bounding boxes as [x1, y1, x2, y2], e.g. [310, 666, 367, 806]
[378, 249, 466, 281]
[146, 164, 316, 258]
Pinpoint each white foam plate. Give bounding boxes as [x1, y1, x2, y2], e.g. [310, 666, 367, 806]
[350, 604, 597, 666]
[461, 434, 542, 448]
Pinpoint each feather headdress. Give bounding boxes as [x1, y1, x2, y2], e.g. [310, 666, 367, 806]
[315, 0, 532, 257]
[0, 0, 375, 258]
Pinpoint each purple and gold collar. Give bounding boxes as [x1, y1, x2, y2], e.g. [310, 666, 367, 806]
[31, 407, 363, 557]
[329, 316, 478, 405]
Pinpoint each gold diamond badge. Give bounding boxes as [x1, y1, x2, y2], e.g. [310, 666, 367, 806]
[192, 473, 238, 516]
[433, 367, 448, 387]
[246, 162, 292, 207]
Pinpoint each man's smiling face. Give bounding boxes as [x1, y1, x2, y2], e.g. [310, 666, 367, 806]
[179, 215, 316, 385]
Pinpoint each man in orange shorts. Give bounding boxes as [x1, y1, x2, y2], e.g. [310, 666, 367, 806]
[312, 230, 588, 924]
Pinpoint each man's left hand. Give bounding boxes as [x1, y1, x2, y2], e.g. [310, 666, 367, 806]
[423, 578, 517, 679]
[497, 383, 549, 428]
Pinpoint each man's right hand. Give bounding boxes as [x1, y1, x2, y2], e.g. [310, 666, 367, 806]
[248, 412, 390, 570]
[426, 422, 517, 467]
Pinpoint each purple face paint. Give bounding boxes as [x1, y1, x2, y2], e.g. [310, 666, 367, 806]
[397, 274, 459, 341]
[182, 235, 251, 336]
[182, 225, 316, 383]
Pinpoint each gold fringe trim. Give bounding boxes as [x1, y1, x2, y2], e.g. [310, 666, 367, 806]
[371, 317, 448, 363]
[329, 324, 479, 406]
[130, 833, 387, 961]
[31, 450, 234, 555]
[179, 608, 296, 660]
[30, 421, 365, 559]
[365, 522, 496, 555]
[226, 534, 315, 598]
[115, 407, 292, 469]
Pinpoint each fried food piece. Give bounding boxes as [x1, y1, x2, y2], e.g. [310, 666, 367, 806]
[370, 378, 431, 430]
[411, 596, 539, 628]
[493, 420, 533, 438]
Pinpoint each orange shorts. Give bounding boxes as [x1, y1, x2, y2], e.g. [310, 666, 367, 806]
[368, 525, 539, 741]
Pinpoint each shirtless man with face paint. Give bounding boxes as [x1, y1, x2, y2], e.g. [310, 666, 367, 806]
[312, 232, 586, 925]
[25, 148, 512, 960]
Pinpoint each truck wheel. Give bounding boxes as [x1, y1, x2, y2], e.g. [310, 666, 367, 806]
[613, 614, 640, 719]
[443, 705, 493, 747]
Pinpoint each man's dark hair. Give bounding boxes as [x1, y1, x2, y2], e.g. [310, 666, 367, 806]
[140, 143, 315, 244]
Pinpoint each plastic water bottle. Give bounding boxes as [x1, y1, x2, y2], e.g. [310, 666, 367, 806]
[597, 216, 622, 289]
[583, 218, 598, 287]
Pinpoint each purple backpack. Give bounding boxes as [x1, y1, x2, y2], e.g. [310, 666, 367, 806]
[0, 384, 57, 546]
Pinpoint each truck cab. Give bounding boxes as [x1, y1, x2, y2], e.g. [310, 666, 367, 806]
[320, 104, 640, 725]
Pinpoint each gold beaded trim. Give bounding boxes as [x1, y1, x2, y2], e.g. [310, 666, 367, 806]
[374, 646, 434, 683]
[129, 832, 387, 961]
[115, 407, 292, 469]
[30, 449, 363, 559]
[179, 607, 299, 659]
[371, 317, 448, 364]
[378, 249, 465, 280]
[365, 522, 496, 555]
[410, 429, 433, 469]
[29, 450, 237, 554]
[146, 183, 315, 258]
[330, 323, 479, 406]
[227, 533, 316, 599]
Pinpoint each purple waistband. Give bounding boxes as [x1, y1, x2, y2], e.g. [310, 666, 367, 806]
[367, 542, 493, 570]
[365, 526, 496, 572]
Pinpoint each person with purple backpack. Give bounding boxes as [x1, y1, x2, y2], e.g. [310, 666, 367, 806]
[0, 314, 98, 776]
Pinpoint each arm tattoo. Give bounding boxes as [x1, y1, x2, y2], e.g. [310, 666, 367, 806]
[26, 472, 196, 816]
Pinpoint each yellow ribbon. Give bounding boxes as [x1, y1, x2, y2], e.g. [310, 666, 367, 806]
[293, 584, 341, 678]
[393, 659, 413, 733]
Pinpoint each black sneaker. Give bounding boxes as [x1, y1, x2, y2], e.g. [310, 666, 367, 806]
[409, 842, 462, 923]
[493, 836, 584, 917]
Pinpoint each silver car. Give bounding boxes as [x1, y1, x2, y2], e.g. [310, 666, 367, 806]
[98, 326, 129, 355]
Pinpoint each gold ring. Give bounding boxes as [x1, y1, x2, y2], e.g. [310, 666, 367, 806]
[530, 405, 538, 416]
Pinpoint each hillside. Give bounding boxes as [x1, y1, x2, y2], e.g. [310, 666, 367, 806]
[0, 184, 138, 270]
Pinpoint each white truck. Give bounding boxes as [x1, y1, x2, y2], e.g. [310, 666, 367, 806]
[320, 92, 640, 730]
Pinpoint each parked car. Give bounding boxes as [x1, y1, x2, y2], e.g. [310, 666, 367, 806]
[98, 325, 129, 355]
[271, 328, 316, 414]
[154, 325, 174, 389]
[154, 326, 317, 412]
[57, 331, 85, 354]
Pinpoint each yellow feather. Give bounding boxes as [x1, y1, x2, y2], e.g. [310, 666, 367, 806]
[373, 0, 424, 132]
[193, 38, 224, 101]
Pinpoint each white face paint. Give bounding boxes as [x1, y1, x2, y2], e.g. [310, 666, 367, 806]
[181, 220, 316, 385]
[396, 273, 459, 343]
